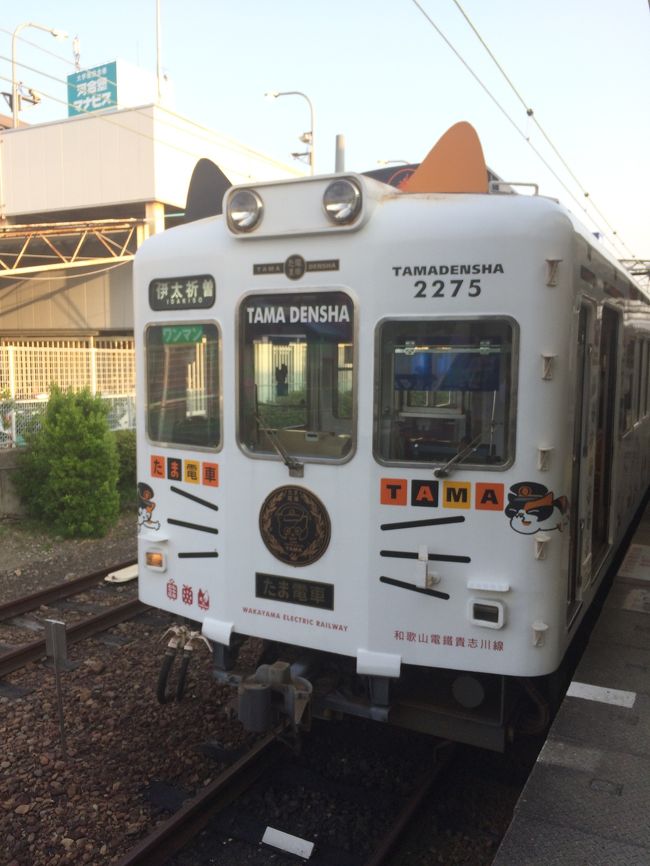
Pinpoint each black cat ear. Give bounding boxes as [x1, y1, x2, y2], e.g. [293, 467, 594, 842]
[185, 158, 232, 222]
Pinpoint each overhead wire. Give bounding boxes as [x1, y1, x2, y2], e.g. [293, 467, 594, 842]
[0, 31, 138, 284]
[0, 32, 301, 180]
[0, 35, 300, 286]
[449, 0, 636, 260]
[1, 15, 641, 262]
[409, 0, 636, 260]
[0, 27, 78, 68]
[0, 62, 299, 180]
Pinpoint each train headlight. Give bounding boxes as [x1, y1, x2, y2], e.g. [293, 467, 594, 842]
[322, 178, 362, 225]
[227, 189, 264, 232]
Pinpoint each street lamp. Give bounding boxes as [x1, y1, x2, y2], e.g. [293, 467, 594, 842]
[265, 90, 315, 175]
[12, 21, 68, 128]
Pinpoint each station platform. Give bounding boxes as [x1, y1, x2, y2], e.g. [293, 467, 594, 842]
[493, 498, 650, 866]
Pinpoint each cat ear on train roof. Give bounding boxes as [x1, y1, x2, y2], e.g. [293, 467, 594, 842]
[399, 121, 489, 195]
[185, 158, 232, 222]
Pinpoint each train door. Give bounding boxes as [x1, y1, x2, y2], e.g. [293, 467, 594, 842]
[591, 305, 620, 569]
[232, 289, 364, 659]
[567, 302, 592, 622]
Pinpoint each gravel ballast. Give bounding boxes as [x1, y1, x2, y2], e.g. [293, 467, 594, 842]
[0, 512, 538, 865]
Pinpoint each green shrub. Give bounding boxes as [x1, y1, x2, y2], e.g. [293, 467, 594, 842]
[15, 386, 120, 538]
[113, 428, 137, 508]
[0, 389, 14, 446]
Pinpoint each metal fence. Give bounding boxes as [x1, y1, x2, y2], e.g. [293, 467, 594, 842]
[0, 395, 136, 448]
[0, 337, 136, 448]
[0, 337, 135, 398]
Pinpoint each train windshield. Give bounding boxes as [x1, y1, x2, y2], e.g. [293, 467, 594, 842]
[375, 318, 516, 467]
[238, 291, 354, 461]
[146, 323, 220, 449]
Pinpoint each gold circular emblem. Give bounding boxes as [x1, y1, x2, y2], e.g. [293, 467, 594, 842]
[284, 254, 305, 280]
[259, 486, 331, 566]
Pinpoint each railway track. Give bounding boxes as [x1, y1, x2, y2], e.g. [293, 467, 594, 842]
[0, 556, 528, 865]
[0, 558, 136, 622]
[0, 559, 144, 677]
[115, 720, 455, 866]
[114, 728, 288, 866]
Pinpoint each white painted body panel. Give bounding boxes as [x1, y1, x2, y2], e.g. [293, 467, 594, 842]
[134, 177, 650, 682]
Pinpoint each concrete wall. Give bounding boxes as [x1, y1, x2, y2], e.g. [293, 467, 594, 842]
[0, 261, 133, 332]
[2, 104, 302, 218]
[0, 449, 24, 516]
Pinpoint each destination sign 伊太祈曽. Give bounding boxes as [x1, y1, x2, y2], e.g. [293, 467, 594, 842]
[149, 275, 216, 310]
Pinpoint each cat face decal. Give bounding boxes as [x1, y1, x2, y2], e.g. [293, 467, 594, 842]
[505, 482, 569, 535]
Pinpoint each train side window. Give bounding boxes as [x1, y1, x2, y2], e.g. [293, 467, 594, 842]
[619, 334, 636, 435]
[374, 318, 517, 468]
[641, 340, 650, 418]
[238, 291, 355, 462]
[146, 323, 220, 449]
[634, 339, 643, 424]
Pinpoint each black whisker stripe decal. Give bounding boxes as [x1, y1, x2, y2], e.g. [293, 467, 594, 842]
[380, 549, 471, 563]
[167, 518, 219, 535]
[380, 515, 465, 531]
[178, 551, 219, 558]
[170, 486, 219, 511]
[380, 576, 450, 600]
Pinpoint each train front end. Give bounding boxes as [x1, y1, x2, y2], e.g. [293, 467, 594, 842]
[134, 167, 580, 750]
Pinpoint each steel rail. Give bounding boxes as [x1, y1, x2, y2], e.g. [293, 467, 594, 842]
[114, 728, 287, 866]
[116, 730, 453, 866]
[0, 598, 145, 678]
[0, 558, 137, 622]
[365, 741, 455, 866]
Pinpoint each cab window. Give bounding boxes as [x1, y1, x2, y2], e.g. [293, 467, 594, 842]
[239, 291, 354, 461]
[375, 318, 516, 467]
[146, 323, 220, 449]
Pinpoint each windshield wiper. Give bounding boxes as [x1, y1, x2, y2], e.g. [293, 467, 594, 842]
[433, 432, 483, 478]
[255, 413, 304, 477]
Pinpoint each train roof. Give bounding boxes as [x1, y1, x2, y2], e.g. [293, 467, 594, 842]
[176, 122, 648, 306]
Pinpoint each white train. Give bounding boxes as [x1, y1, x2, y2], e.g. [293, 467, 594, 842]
[134, 123, 649, 749]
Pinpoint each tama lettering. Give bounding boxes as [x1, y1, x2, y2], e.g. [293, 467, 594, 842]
[381, 478, 504, 511]
[246, 304, 350, 324]
[392, 263, 504, 276]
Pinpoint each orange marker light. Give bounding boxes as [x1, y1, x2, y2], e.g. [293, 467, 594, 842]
[146, 550, 165, 571]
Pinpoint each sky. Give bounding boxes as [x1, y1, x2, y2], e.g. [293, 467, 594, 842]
[1, 0, 649, 265]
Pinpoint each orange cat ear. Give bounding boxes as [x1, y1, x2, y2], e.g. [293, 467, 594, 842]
[399, 121, 488, 194]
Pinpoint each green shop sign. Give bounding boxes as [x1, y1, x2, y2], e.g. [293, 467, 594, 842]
[67, 62, 117, 115]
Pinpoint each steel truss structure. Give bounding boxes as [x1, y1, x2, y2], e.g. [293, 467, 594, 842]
[0, 218, 142, 276]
